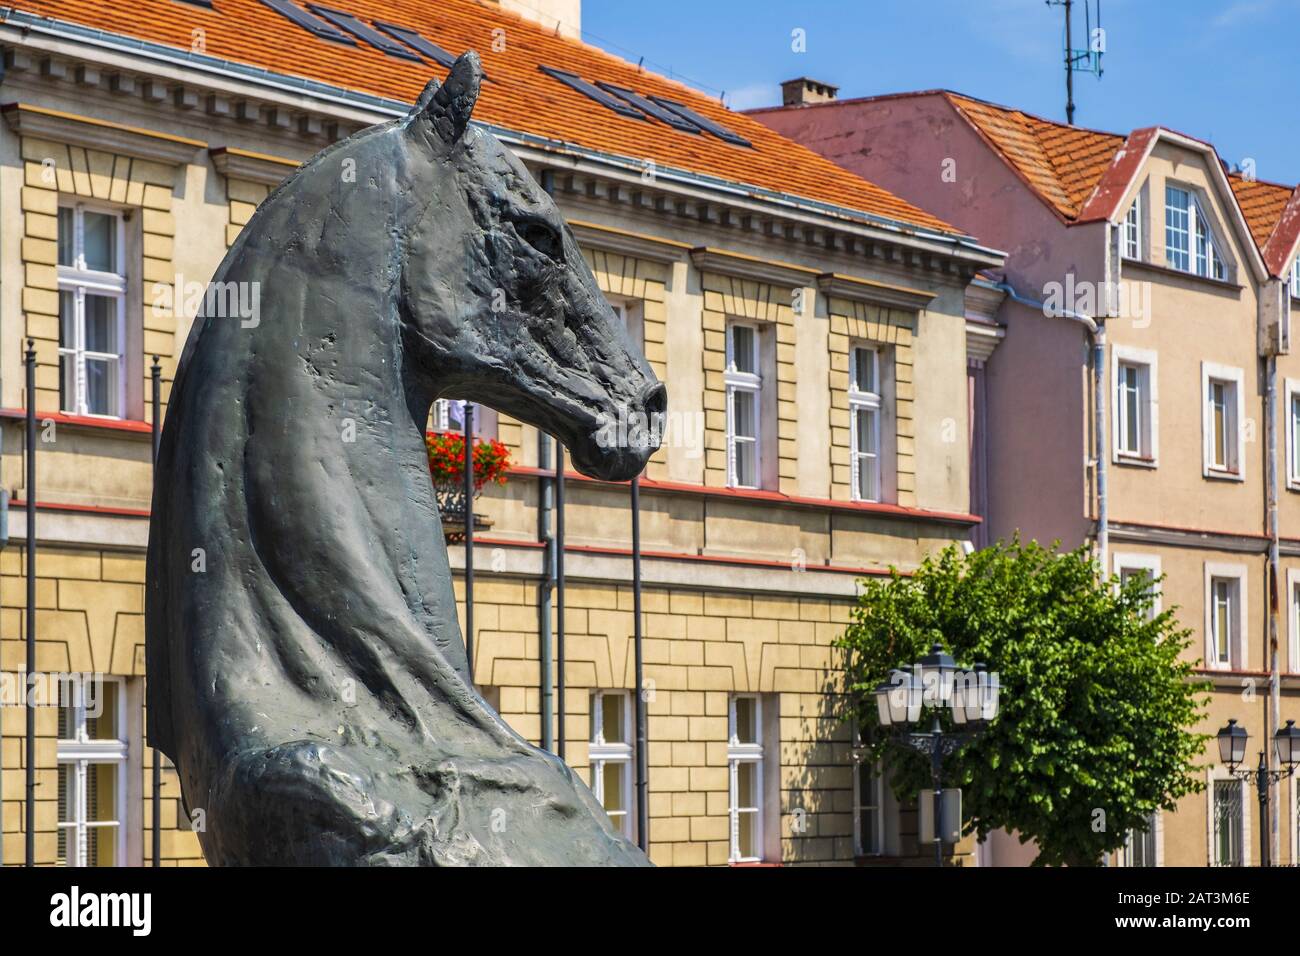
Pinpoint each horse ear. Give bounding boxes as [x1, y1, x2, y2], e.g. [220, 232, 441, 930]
[413, 51, 482, 146]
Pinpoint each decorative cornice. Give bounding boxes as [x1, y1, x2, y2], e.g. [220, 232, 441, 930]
[568, 219, 691, 263]
[964, 279, 1006, 321]
[817, 271, 935, 311]
[1, 102, 205, 165]
[1109, 520, 1269, 554]
[209, 146, 301, 186]
[690, 246, 821, 289]
[965, 319, 1005, 363]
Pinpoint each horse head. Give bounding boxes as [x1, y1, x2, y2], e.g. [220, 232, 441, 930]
[398, 52, 664, 480]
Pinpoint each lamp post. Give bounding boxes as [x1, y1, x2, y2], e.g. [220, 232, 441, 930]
[861, 644, 1002, 866]
[1215, 718, 1300, 867]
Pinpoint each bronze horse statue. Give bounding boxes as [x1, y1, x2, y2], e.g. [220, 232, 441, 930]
[146, 52, 663, 865]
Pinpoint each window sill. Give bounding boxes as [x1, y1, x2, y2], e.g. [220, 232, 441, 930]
[1203, 467, 1245, 483]
[1122, 257, 1243, 292]
[1114, 453, 1157, 469]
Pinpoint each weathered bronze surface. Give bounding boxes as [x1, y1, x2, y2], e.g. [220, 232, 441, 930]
[146, 52, 663, 865]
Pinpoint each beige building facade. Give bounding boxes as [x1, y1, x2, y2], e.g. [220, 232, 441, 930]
[0, 1, 1001, 866]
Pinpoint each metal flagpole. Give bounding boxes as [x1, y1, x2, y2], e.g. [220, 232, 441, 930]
[555, 443, 566, 760]
[151, 356, 162, 866]
[631, 475, 648, 851]
[24, 341, 35, 867]
[463, 404, 475, 682]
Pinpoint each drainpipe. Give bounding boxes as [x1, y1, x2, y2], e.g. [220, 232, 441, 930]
[1265, 341, 1281, 864]
[991, 281, 1106, 571]
[538, 432, 555, 753]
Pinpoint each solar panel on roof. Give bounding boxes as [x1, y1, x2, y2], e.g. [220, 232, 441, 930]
[307, 5, 421, 59]
[649, 96, 752, 148]
[539, 67, 648, 121]
[595, 82, 700, 134]
[373, 20, 457, 68]
[258, 0, 355, 45]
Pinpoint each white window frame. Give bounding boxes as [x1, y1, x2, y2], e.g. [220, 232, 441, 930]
[57, 675, 128, 867]
[1119, 810, 1163, 867]
[1286, 378, 1300, 491]
[727, 693, 765, 863]
[1113, 551, 1162, 619]
[1207, 768, 1250, 867]
[1291, 257, 1300, 299]
[1122, 192, 1142, 261]
[588, 690, 633, 840]
[725, 322, 762, 490]
[1165, 184, 1226, 280]
[1288, 567, 1300, 676]
[1203, 562, 1247, 671]
[1200, 362, 1245, 480]
[852, 755, 885, 857]
[57, 202, 127, 419]
[848, 344, 883, 502]
[1111, 346, 1158, 465]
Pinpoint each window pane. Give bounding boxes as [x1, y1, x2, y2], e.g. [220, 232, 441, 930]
[732, 389, 756, 439]
[57, 764, 73, 866]
[84, 680, 119, 741]
[734, 696, 757, 744]
[1292, 395, 1300, 477]
[58, 207, 76, 267]
[82, 211, 117, 273]
[855, 406, 878, 456]
[1166, 186, 1190, 271]
[1214, 780, 1241, 865]
[738, 810, 756, 858]
[602, 693, 625, 744]
[1214, 580, 1231, 662]
[87, 763, 118, 867]
[84, 295, 118, 354]
[601, 762, 624, 814]
[59, 289, 77, 348]
[853, 348, 876, 393]
[84, 358, 118, 417]
[737, 761, 757, 806]
[734, 438, 756, 488]
[731, 326, 756, 374]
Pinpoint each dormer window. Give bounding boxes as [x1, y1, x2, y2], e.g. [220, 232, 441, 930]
[1165, 186, 1225, 280]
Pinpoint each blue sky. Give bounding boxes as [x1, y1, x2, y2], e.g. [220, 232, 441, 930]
[583, 0, 1300, 187]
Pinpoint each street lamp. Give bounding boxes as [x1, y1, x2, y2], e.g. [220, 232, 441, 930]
[1215, 718, 1300, 867]
[866, 647, 1002, 866]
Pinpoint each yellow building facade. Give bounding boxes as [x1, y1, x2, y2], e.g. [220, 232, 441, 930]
[0, 1, 1000, 867]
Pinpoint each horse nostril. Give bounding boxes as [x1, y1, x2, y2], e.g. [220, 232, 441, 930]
[640, 382, 667, 418]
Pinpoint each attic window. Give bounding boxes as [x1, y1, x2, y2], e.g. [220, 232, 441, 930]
[174, 0, 214, 7]
[258, 0, 355, 45]
[595, 82, 700, 133]
[648, 96, 752, 148]
[374, 20, 457, 67]
[539, 67, 648, 120]
[307, 5, 422, 59]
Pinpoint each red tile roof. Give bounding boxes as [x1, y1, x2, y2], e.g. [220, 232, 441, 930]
[7, 0, 960, 234]
[943, 93, 1126, 221]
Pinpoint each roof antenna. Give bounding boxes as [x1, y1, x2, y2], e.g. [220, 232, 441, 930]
[637, 56, 644, 72]
[1046, 0, 1104, 125]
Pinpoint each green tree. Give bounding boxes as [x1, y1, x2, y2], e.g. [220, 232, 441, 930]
[838, 539, 1209, 866]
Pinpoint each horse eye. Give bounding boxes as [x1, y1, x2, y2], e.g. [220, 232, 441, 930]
[518, 220, 562, 262]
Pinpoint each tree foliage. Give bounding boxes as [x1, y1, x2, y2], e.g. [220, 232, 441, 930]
[837, 539, 1209, 866]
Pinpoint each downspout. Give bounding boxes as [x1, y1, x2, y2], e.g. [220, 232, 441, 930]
[1264, 280, 1286, 864]
[538, 432, 555, 753]
[990, 281, 1105, 571]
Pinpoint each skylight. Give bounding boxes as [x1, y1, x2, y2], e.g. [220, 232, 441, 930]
[374, 20, 457, 67]
[308, 5, 422, 59]
[649, 96, 752, 148]
[538, 65, 754, 147]
[596, 82, 700, 134]
[539, 67, 648, 121]
[258, 0, 355, 45]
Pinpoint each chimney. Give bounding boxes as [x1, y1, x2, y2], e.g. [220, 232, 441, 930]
[780, 77, 839, 107]
[491, 0, 582, 41]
